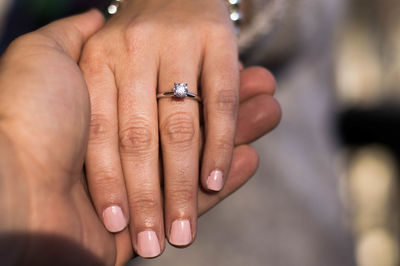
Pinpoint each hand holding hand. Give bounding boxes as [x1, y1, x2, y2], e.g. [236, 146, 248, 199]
[0, 9, 280, 265]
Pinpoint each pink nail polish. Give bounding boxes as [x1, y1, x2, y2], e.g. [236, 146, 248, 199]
[102, 206, 127, 233]
[137, 231, 161, 258]
[169, 219, 192, 246]
[207, 170, 224, 191]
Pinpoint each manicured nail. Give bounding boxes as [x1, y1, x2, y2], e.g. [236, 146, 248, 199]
[207, 170, 224, 191]
[137, 231, 161, 258]
[102, 206, 127, 233]
[169, 219, 192, 246]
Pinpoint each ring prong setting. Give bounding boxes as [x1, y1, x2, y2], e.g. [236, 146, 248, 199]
[157, 83, 201, 102]
[173, 83, 189, 98]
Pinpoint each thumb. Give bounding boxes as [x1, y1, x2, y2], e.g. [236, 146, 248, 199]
[36, 9, 105, 61]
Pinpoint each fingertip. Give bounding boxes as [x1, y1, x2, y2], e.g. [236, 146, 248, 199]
[245, 66, 276, 92]
[35, 9, 105, 60]
[72, 9, 105, 42]
[232, 145, 259, 178]
[205, 146, 258, 193]
[205, 169, 225, 192]
[271, 97, 282, 129]
[259, 95, 282, 133]
[86, 8, 105, 19]
[236, 95, 282, 145]
[197, 145, 259, 216]
[136, 231, 162, 258]
[102, 205, 128, 233]
[87, 8, 106, 26]
[210, 146, 259, 198]
[255, 95, 282, 132]
[249, 146, 259, 176]
[240, 66, 277, 100]
[169, 219, 194, 247]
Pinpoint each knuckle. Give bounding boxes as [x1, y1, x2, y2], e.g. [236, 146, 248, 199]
[161, 113, 196, 148]
[124, 22, 154, 53]
[215, 89, 239, 115]
[167, 179, 195, 204]
[89, 114, 114, 144]
[80, 41, 107, 72]
[207, 21, 235, 39]
[129, 189, 159, 214]
[214, 136, 234, 153]
[88, 167, 121, 195]
[119, 118, 156, 157]
[166, 21, 195, 37]
[124, 24, 140, 45]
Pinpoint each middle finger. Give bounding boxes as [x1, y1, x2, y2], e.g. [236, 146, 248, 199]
[116, 49, 164, 258]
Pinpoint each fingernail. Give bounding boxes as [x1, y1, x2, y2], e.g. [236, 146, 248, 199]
[137, 231, 161, 258]
[207, 170, 224, 191]
[102, 206, 127, 233]
[169, 219, 192, 246]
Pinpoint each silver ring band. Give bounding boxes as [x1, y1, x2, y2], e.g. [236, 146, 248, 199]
[157, 83, 201, 102]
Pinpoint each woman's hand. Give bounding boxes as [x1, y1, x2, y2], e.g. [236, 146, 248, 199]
[80, 0, 240, 256]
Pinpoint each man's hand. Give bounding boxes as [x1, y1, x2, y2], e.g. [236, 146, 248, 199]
[0, 9, 116, 265]
[0, 10, 280, 265]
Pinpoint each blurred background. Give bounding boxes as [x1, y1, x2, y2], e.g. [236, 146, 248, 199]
[1, 0, 399, 265]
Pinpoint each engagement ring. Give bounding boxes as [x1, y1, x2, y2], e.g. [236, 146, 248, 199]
[157, 83, 201, 102]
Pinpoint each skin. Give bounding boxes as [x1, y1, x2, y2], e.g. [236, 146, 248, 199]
[0, 10, 280, 265]
[79, 0, 243, 254]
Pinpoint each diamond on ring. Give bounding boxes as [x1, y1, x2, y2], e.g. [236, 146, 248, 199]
[156, 83, 201, 102]
[173, 83, 189, 98]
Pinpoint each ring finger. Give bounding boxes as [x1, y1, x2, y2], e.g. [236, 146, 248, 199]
[158, 41, 202, 247]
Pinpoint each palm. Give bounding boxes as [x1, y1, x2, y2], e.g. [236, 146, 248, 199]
[0, 39, 118, 263]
